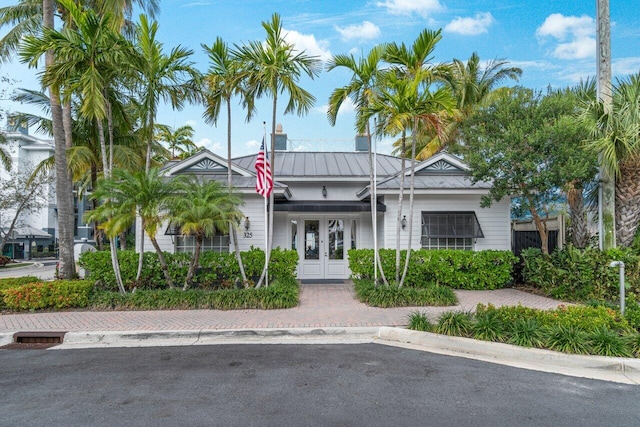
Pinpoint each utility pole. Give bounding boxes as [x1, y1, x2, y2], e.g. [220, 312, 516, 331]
[596, 0, 615, 249]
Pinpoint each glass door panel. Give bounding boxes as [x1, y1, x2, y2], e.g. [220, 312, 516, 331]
[328, 219, 344, 260]
[304, 220, 319, 260]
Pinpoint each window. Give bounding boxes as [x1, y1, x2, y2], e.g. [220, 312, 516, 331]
[421, 211, 484, 251]
[175, 234, 229, 253]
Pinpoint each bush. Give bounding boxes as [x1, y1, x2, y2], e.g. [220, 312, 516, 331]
[435, 311, 473, 337]
[353, 279, 456, 308]
[348, 249, 516, 290]
[521, 245, 640, 303]
[0, 255, 11, 267]
[2, 280, 93, 311]
[407, 312, 433, 332]
[79, 248, 299, 290]
[0, 276, 40, 290]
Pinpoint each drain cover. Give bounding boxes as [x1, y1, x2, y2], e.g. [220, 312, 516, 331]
[1, 332, 67, 350]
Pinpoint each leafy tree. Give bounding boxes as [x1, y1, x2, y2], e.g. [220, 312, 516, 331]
[234, 12, 321, 287]
[326, 45, 388, 285]
[459, 87, 597, 254]
[154, 123, 196, 159]
[169, 176, 244, 290]
[0, 163, 53, 254]
[579, 72, 640, 247]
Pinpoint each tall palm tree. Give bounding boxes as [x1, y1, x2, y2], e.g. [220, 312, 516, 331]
[327, 45, 388, 285]
[202, 36, 254, 284]
[234, 12, 321, 287]
[87, 167, 179, 290]
[0, 133, 11, 171]
[125, 14, 200, 172]
[169, 176, 244, 290]
[580, 72, 640, 247]
[154, 123, 196, 159]
[21, 0, 128, 287]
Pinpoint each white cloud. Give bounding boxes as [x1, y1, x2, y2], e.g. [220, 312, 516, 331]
[316, 97, 356, 116]
[199, 138, 222, 153]
[283, 29, 332, 62]
[444, 12, 494, 36]
[536, 14, 595, 60]
[246, 139, 260, 150]
[376, 0, 444, 16]
[612, 57, 640, 76]
[185, 120, 197, 128]
[335, 21, 381, 41]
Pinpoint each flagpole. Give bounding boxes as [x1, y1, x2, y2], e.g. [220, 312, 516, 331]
[263, 122, 269, 288]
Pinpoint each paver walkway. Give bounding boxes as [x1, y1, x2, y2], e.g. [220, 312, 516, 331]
[0, 282, 567, 332]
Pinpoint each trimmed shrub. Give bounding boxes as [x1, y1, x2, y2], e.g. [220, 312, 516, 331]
[353, 279, 456, 308]
[0, 255, 11, 267]
[2, 280, 93, 310]
[435, 311, 473, 337]
[348, 249, 516, 290]
[79, 248, 299, 290]
[0, 276, 41, 290]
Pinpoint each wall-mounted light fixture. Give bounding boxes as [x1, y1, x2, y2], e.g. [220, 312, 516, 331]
[322, 186, 327, 198]
[244, 217, 251, 231]
[401, 215, 407, 230]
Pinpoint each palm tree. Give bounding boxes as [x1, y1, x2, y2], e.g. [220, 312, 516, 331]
[234, 12, 321, 287]
[87, 167, 179, 290]
[125, 14, 200, 172]
[154, 123, 196, 159]
[370, 29, 454, 286]
[0, 133, 11, 171]
[393, 52, 522, 160]
[580, 72, 640, 247]
[326, 45, 388, 286]
[169, 176, 244, 290]
[202, 36, 254, 284]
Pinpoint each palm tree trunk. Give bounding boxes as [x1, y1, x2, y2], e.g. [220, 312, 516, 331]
[136, 218, 144, 280]
[528, 196, 549, 255]
[615, 158, 640, 247]
[44, 0, 75, 279]
[226, 98, 248, 283]
[184, 236, 202, 290]
[367, 122, 388, 286]
[400, 127, 418, 287]
[150, 235, 174, 289]
[63, 102, 73, 149]
[395, 132, 406, 283]
[109, 238, 126, 293]
[567, 185, 589, 248]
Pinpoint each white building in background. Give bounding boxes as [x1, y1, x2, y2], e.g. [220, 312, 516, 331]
[1, 121, 56, 258]
[137, 127, 511, 280]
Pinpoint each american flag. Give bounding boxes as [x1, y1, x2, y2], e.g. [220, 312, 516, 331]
[255, 138, 273, 197]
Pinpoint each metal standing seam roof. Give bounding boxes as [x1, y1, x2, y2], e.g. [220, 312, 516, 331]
[232, 152, 403, 178]
[375, 174, 492, 190]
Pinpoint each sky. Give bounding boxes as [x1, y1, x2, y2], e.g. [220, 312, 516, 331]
[1, 0, 639, 158]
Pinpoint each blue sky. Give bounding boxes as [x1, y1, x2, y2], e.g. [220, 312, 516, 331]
[1, 0, 639, 157]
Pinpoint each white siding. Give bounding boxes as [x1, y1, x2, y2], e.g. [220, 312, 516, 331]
[382, 194, 510, 251]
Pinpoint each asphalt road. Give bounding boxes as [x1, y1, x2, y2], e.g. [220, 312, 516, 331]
[1, 344, 638, 427]
[0, 261, 57, 280]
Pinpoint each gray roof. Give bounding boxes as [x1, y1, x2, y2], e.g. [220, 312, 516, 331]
[376, 174, 491, 190]
[233, 152, 402, 178]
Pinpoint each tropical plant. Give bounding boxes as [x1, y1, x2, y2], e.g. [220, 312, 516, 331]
[154, 123, 196, 159]
[579, 72, 640, 247]
[234, 12, 321, 287]
[0, 132, 10, 171]
[327, 45, 388, 286]
[169, 176, 244, 290]
[125, 14, 200, 172]
[87, 167, 181, 290]
[202, 36, 255, 284]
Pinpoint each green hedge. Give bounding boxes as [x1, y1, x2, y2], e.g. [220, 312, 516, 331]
[79, 248, 298, 291]
[354, 279, 456, 307]
[349, 249, 517, 290]
[89, 276, 299, 310]
[521, 246, 640, 302]
[2, 280, 93, 310]
[0, 276, 41, 290]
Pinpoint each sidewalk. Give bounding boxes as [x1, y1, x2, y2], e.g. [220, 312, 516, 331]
[0, 283, 566, 332]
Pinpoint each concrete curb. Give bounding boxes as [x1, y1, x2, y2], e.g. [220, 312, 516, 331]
[57, 327, 379, 349]
[376, 327, 640, 385]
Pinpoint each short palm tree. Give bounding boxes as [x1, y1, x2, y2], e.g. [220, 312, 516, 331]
[233, 12, 321, 287]
[169, 176, 244, 290]
[88, 167, 179, 290]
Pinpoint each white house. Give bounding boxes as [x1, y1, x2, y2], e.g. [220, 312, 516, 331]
[137, 137, 511, 281]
